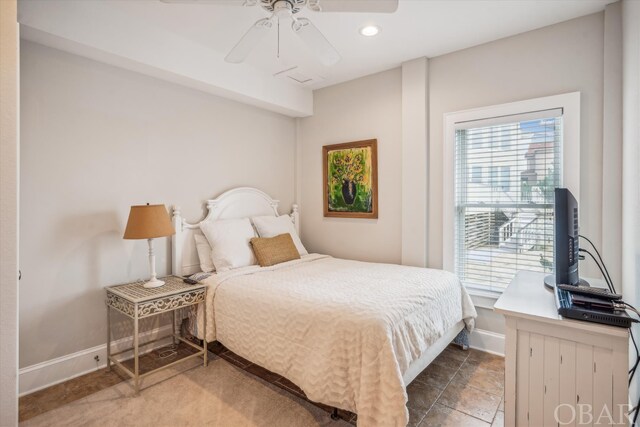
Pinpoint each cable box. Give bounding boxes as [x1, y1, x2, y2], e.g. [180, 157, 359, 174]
[555, 287, 636, 328]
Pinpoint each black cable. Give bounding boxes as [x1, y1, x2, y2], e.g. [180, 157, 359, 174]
[626, 314, 640, 387]
[578, 248, 614, 293]
[626, 302, 640, 318]
[577, 247, 640, 380]
[577, 237, 639, 420]
[627, 359, 640, 386]
[624, 308, 640, 387]
[579, 234, 616, 293]
[631, 331, 640, 374]
[630, 353, 639, 386]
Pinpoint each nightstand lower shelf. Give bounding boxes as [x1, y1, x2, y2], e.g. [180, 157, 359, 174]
[107, 334, 207, 387]
[105, 276, 208, 394]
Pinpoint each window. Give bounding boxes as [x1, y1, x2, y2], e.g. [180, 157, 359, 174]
[443, 93, 580, 295]
[500, 166, 511, 191]
[454, 112, 562, 292]
[500, 126, 514, 150]
[489, 166, 499, 187]
[471, 166, 482, 183]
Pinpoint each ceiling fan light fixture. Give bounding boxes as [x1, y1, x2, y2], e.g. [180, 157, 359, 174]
[359, 25, 380, 37]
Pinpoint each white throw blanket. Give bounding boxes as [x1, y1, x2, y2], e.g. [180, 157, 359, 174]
[194, 255, 476, 427]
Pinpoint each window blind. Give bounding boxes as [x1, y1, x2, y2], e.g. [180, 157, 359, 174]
[454, 110, 562, 292]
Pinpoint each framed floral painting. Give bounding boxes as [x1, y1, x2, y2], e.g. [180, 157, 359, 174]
[323, 139, 378, 218]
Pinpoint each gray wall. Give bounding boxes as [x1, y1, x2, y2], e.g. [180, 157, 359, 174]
[428, 12, 607, 334]
[299, 12, 611, 336]
[428, 12, 605, 274]
[297, 68, 403, 263]
[19, 41, 296, 367]
[1, 0, 19, 424]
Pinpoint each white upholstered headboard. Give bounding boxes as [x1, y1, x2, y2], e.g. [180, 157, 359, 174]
[171, 187, 299, 276]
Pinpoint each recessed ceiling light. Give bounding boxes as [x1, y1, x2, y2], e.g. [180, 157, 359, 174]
[360, 25, 380, 37]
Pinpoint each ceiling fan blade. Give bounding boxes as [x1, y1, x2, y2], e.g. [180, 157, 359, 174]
[306, 0, 398, 13]
[225, 17, 273, 64]
[292, 18, 340, 66]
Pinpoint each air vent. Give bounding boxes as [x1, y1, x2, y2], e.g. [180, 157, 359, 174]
[287, 71, 313, 84]
[273, 66, 323, 86]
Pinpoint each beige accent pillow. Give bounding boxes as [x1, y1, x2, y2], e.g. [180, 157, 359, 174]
[251, 215, 308, 256]
[250, 233, 301, 267]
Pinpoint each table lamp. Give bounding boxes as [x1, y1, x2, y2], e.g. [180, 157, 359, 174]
[123, 204, 175, 288]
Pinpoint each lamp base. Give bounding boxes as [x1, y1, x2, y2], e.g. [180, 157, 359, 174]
[143, 278, 165, 288]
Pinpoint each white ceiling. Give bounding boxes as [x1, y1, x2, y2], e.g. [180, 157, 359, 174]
[18, 0, 614, 117]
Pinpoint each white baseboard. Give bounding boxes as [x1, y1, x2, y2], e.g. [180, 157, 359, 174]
[469, 328, 505, 356]
[19, 324, 174, 396]
[19, 325, 505, 396]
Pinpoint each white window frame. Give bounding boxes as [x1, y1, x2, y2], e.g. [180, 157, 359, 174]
[443, 92, 581, 297]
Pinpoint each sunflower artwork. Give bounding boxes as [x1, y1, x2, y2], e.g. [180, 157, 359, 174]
[323, 139, 378, 218]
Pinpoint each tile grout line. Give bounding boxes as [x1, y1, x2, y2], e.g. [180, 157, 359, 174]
[415, 348, 471, 426]
[452, 354, 504, 399]
[490, 405, 501, 426]
[430, 354, 503, 425]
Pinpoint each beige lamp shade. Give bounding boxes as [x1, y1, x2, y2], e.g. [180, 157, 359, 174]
[123, 204, 175, 240]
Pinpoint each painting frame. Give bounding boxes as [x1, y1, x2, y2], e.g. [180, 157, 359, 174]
[323, 139, 378, 219]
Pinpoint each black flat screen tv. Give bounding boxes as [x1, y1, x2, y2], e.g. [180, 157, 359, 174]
[544, 188, 588, 289]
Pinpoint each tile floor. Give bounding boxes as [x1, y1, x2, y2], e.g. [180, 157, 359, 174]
[19, 341, 504, 426]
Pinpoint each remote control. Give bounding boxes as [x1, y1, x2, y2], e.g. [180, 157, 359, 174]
[557, 284, 622, 300]
[183, 278, 198, 285]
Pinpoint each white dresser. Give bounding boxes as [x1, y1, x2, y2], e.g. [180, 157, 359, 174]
[495, 271, 629, 427]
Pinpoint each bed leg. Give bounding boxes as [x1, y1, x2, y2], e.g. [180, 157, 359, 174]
[330, 408, 339, 420]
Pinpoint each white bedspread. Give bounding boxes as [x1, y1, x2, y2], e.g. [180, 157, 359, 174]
[194, 254, 476, 427]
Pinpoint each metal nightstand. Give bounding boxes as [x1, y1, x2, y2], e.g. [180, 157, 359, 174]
[105, 275, 207, 394]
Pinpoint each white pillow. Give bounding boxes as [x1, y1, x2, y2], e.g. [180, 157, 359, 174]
[200, 218, 257, 272]
[251, 215, 308, 256]
[194, 234, 215, 273]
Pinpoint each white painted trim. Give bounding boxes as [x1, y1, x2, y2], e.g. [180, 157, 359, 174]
[401, 57, 429, 267]
[18, 323, 505, 397]
[442, 92, 581, 277]
[469, 292, 499, 310]
[19, 324, 174, 396]
[469, 328, 505, 356]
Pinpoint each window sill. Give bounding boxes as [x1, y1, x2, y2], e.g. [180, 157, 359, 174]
[465, 287, 502, 310]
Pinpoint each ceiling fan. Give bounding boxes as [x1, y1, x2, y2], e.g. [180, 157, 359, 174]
[160, 0, 399, 66]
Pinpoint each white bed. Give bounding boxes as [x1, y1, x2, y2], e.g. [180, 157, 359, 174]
[172, 187, 476, 427]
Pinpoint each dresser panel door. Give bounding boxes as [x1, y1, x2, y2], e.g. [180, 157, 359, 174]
[543, 336, 560, 427]
[529, 333, 545, 427]
[516, 330, 531, 426]
[575, 343, 594, 427]
[592, 346, 613, 426]
[558, 340, 577, 427]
